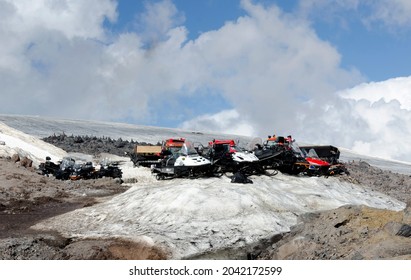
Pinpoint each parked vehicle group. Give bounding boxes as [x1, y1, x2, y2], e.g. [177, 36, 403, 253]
[130, 134, 348, 182]
[38, 132, 347, 183]
[39, 156, 123, 181]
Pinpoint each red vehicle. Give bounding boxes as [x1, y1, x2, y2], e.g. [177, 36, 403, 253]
[130, 138, 186, 167]
[292, 144, 346, 176]
[300, 145, 347, 176]
[163, 138, 185, 154]
[207, 139, 237, 155]
[260, 133, 345, 176]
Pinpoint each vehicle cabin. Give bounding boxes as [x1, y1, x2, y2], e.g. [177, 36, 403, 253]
[162, 138, 186, 155]
[208, 139, 239, 156]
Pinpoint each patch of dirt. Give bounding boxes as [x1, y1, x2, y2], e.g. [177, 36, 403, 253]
[257, 204, 411, 260]
[63, 239, 168, 260]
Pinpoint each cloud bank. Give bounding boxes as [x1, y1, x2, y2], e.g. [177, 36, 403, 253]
[1, 0, 411, 161]
[339, 77, 411, 161]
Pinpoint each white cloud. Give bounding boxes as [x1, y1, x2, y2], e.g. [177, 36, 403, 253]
[136, 0, 185, 46]
[179, 0, 363, 141]
[367, 0, 411, 27]
[338, 77, 411, 161]
[2, 0, 117, 39]
[180, 109, 256, 136]
[340, 77, 411, 110]
[298, 0, 359, 15]
[297, 0, 411, 29]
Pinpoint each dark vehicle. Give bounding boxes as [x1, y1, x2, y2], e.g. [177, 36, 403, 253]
[299, 145, 340, 164]
[54, 157, 76, 180]
[203, 139, 263, 176]
[252, 135, 347, 176]
[299, 145, 347, 176]
[70, 161, 98, 180]
[39, 157, 123, 180]
[38, 156, 60, 177]
[252, 135, 298, 175]
[98, 161, 123, 179]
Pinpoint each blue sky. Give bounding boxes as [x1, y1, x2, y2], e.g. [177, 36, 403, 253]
[308, 7, 411, 82]
[2, 0, 411, 160]
[111, 0, 246, 38]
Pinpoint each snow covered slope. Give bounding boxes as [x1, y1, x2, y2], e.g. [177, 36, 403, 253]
[0, 114, 252, 146]
[0, 114, 408, 259]
[0, 121, 67, 166]
[339, 147, 411, 175]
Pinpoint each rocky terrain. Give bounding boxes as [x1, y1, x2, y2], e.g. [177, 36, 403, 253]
[256, 161, 411, 260]
[42, 134, 155, 157]
[257, 203, 411, 260]
[1, 135, 411, 260]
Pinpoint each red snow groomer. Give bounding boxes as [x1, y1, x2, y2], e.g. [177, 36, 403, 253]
[130, 138, 186, 167]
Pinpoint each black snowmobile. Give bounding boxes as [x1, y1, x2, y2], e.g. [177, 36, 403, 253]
[38, 156, 61, 177]
[54, 157, 76, 180]
[250, 136, 299, 175]
[97, 161, 123, 179]
[202, 139, 264, 177]
[70, 161, 98, 180]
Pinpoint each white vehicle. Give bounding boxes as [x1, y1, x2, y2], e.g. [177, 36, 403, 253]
[152, 141, 211, 180]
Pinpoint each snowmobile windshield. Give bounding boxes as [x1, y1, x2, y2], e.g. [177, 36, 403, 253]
[231, 145, 243, 153]
[307, 148, 319, 158]
[290, 143, 306, 158]
[179, 142, 199, 156]
[265, 140, 277, 148]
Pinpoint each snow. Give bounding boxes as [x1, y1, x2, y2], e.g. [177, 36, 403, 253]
[0, 115, 408, 259]
[0, 114, 253, 147]
[339, 147, 411, 175]
[0, 121, 67, 166]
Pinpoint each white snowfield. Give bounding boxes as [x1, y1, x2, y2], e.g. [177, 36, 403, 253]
[0, 121, 67, 166]
[0, 116, 407, 259]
